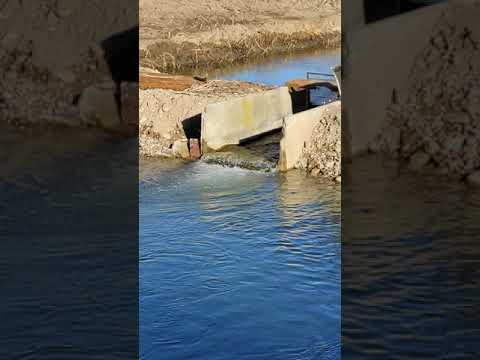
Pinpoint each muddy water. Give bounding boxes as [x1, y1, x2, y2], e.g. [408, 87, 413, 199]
[140, 159, 341, 360]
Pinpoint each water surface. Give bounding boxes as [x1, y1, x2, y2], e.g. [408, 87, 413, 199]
[214, 48, 340, 87]
[343, 154, 480, 359]
[1, 130, 138, 359]
[140, 159, 341, 360]
[216, 48, 340, 107]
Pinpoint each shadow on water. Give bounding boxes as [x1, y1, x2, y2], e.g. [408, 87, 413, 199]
[343, 154, 480, 359]
[1, 126, 138, 359]
[140, 159, 340, 360]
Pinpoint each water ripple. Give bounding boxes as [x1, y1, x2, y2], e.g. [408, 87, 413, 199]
[140, 159, 340, 359]
[343, 155, 480, 359]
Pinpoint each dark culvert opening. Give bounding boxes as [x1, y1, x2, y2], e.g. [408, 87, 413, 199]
[238, 128, 284, 165]
[101, 26, 139, 113]
[101, 26, 139, 83]
[182, 114, 203, 157]
[290, 84, 339, 114]
[181, 114, 202, 140]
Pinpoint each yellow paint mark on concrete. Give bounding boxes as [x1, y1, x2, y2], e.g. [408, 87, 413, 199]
[242, 98, 254, 129]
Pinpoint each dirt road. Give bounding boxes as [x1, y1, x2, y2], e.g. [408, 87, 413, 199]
[140, 0, 340, 73]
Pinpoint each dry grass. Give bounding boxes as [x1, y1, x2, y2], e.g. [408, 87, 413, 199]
[140, 30, 340, 73]
[140, 0, 340, 73]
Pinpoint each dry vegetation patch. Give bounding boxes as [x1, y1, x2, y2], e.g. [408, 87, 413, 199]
[140, 0, 340, 73]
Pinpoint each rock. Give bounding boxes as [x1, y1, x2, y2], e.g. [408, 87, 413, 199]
[189, 139, 201, 159]
[408, 151, 431, 171]
[284, 101, 341, 179]
[372, 15, 480, 179]
[467, 171, 480, 187]
[78, 83, 120, 129]
[172, 139, 190, 159]
[1, 32, 21, 51]
[140, 135, 173, 158]
[56, 3, 74, 17]
[55, 68, 76, 83]
[89, 43, 105, 63]
[383, 126, 401, 154]
[47, 11, 59, 27]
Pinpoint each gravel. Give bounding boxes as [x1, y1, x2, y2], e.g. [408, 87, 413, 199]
[370, 7, 480, 180]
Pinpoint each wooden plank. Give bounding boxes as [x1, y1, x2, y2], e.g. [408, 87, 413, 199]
[139, 72, 195, 91]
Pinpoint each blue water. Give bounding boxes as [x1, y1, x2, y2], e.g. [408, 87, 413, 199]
[215, 49, 340, 87]
[140, 159, 341, 360]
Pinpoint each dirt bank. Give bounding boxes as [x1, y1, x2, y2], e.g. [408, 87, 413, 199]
[140, 0, 340, 74]
[295, 101, 341, 180]
[140, 79, 272, 157]
[370, 6, 480, 184]
[1, 1, 137, 128]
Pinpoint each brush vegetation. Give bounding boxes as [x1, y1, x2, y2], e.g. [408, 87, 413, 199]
[140, 0, 340, 73]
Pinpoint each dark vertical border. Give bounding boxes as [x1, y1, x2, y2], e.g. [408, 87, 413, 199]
[0, 1, 139, 358]
[342, 1, 480, 358]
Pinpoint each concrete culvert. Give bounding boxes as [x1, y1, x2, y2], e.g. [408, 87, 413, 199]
[100, 26, 139, 133]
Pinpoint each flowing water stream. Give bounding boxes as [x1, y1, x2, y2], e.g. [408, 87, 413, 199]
[140, 50, 341, 360]
[140, 160, 340, 360]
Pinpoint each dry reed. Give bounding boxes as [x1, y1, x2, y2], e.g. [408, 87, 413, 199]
[140, 30, 340, 74]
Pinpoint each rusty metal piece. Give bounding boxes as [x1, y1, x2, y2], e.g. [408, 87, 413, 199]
[140, 72, 197, 91]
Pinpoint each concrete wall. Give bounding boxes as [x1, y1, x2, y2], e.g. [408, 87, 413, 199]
[332, 65, 342, 95]
[343, 1, 451, 157]
[342, 1, 366, 32]
[201, 87, 292, 151]
[279, 101, 340, 171]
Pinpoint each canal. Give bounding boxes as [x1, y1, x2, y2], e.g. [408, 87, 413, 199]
[140, 49, 341, 360]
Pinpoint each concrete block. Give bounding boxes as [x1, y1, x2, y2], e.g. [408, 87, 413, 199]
[279, 101, 340, 171]
[332, 65, 341, 96]
[172, 139, 190, 159]
[78, 81, 120, 129]
[201, 87, 292, 151]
